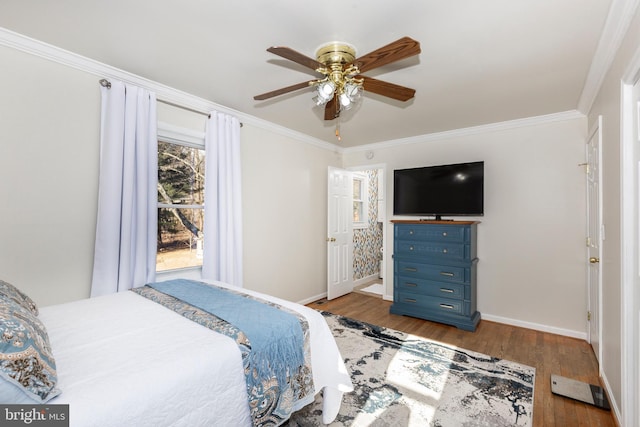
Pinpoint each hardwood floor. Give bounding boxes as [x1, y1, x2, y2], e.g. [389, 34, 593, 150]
[307, 292, 617, 427]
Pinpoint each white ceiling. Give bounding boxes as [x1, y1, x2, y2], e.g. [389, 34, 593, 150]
[1, 0, 618, 147]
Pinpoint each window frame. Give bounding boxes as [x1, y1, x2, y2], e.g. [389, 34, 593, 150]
[156, 122, 206, 274]
[352, 172, 369, 229]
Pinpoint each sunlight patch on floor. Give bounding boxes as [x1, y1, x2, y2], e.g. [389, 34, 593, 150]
[348, 334, 460, 426]
[387, 338, 451, 400]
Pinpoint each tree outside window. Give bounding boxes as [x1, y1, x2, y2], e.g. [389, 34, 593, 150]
[156, 140, 205, 271]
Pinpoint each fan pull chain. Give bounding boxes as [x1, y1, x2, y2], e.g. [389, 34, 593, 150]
[335, 118, 341, 141]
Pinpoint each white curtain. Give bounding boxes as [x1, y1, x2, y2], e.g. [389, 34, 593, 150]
[91, 80, 158, 297]
[202, 111, 243, 287]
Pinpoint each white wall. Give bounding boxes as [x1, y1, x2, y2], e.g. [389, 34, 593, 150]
[241, 125, 341, 302]
[0, 45, 100, 305]
[344, 116, 588, 337]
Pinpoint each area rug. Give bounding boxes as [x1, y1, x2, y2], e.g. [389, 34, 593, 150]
[286, 312, 535, 427]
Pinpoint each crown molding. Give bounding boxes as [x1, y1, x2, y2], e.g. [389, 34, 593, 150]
[343, 110, 585, 154]
[577, 0, 640, 113]
[0, 27, 227, 115]
[0, 26, 336, 152]
[242, 118, 339, 152]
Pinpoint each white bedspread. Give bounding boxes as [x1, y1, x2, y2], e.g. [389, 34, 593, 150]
[38, 281, 352, 427]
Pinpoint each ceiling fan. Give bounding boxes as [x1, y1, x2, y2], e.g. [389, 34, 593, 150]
[254, 36, 421, 122]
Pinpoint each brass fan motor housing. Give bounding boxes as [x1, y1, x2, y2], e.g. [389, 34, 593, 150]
[315, 43, 356, 66]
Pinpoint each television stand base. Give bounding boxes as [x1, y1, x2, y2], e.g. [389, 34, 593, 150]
[421, 216, 453, 221]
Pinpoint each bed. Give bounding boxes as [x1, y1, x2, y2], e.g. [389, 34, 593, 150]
[0, 279, 353, 426]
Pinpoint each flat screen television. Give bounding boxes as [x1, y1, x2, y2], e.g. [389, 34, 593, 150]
[393, 161, 484, 219]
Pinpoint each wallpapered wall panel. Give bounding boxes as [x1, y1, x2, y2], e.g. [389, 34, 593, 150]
[353, 169, 383, 280]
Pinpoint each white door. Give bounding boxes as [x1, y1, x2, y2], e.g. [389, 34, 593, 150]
[327, 167, 353, 300]
[586, 115, 602, 362]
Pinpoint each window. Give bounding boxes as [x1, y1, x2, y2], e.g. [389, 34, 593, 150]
[352, 173, 369, 229]
[156, 139, 205, 271]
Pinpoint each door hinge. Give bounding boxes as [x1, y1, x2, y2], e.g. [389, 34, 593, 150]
[587, 311, 592, 321]
[586, 236, 591, 247]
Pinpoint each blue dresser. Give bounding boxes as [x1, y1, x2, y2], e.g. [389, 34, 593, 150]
[390, 220, 481, 331]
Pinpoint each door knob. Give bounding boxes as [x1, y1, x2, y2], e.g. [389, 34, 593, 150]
[326, 237, 336, 242]
[589, 257, 600, 264]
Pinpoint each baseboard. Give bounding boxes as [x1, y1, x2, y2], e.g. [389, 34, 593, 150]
[600, 372, 622, 426]
[481, 313, 587, 340]
[298, 276, 380, 305]
[297, 292, 327, 306]
[297, 277, 382, 305]
[300, 294, 587, 341]
[353, 274, 380, 287]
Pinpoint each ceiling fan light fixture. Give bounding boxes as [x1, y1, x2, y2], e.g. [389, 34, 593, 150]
[338, 81, 363, 112]
[339, 92, 353, 110]
[314, 80, 336, 105]
[344, 82, 362, 98]
[255, 36, 420, 141]
[339, 95, 351, 109]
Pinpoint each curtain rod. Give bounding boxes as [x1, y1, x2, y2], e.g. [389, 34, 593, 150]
[99, 79, 242, 126]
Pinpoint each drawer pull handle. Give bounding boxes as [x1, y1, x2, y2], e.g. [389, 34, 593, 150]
[404, 267, 418, 272]
[405, 283, 418, 287]
[439, 303, 455, 310]
[440, 288, 454, 293]
[440, 271, 455, 277]
[409, 230, 414, 235]
[409, 245, 414, 251]
[442, 232, 448, 237]
[442, 248, 448, 254]
[405, 298, 417, 303]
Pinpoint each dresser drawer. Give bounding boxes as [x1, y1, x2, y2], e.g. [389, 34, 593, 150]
[395, 224, 467, 243]
[396, 260, 468, 283]
[394, 240, 467, 261]
[395, 292, 464, 315]
[395, 276, 465, 299]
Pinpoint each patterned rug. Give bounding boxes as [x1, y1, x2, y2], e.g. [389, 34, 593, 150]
[286, 312, 535, 427]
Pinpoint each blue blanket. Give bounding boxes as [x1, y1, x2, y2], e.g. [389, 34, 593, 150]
[148, 279, 305, 389]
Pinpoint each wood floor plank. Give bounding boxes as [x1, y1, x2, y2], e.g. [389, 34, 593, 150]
[308, 292, 616, 427]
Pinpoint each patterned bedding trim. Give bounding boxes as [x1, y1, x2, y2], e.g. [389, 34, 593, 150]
[132, 284, 315, 427]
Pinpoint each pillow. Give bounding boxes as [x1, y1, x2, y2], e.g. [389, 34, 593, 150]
[0, 297, 60, 402]
[0, 280, 38, 316]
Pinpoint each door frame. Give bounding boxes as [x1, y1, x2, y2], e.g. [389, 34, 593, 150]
[348, 163, 388, 298]
[620, 47, 640, 427]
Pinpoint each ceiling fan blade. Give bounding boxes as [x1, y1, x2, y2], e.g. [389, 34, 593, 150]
[267, 46, 324, 71]
[254, 81, 313, 101]
[324, 95, 339, 120]
[360, 76, 416, 101]
[351, 36, 421, 74]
